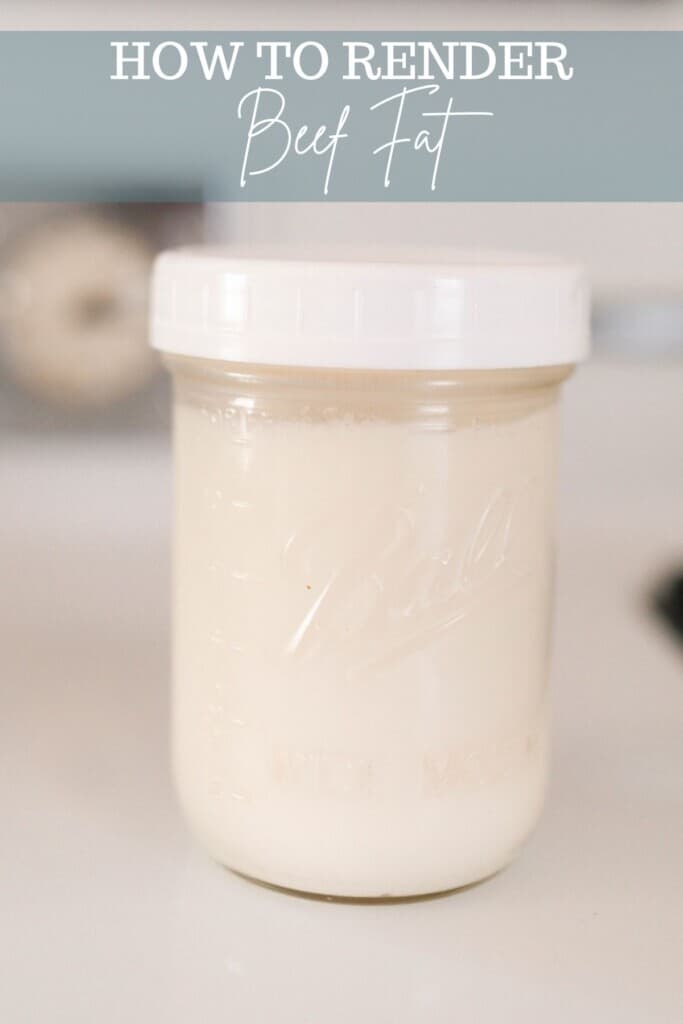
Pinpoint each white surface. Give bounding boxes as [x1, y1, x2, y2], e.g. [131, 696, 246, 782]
[151, 248, 588, 369]
[1, 359, 682, 1022]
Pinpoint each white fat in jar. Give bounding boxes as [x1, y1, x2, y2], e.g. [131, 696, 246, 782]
[151, 249, 589, 898]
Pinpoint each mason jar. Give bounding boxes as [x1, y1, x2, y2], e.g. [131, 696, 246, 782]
[151, 249, 589, 898]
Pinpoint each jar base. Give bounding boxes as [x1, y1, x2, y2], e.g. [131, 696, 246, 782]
[176, 767, 547, 900]
[223, 860, 512, 903]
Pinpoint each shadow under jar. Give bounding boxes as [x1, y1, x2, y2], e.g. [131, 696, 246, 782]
[151, 249, 589, 898]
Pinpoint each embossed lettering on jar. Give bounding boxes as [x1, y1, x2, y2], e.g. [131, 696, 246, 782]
[151, 249, 589, 898]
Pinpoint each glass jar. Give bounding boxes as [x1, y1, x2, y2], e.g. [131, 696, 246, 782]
[152, 250, 589, 898]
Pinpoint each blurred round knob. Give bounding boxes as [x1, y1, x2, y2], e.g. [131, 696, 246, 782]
[0, 214, 155, 408]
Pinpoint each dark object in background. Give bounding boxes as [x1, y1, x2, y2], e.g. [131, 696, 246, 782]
[652, 571, 683, 648]
[0, 203, 201, 434]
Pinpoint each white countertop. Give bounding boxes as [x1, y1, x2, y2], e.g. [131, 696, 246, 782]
[2, 361, 682, 1022]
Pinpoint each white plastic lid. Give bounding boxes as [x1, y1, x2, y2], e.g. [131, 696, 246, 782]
[150, 247, 589, 370]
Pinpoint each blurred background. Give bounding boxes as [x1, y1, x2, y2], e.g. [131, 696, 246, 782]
[2, 1, 683, 434]
[1, 4, 682, 1023]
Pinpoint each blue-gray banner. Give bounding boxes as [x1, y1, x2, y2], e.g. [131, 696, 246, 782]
[0, 32, 680, 201]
